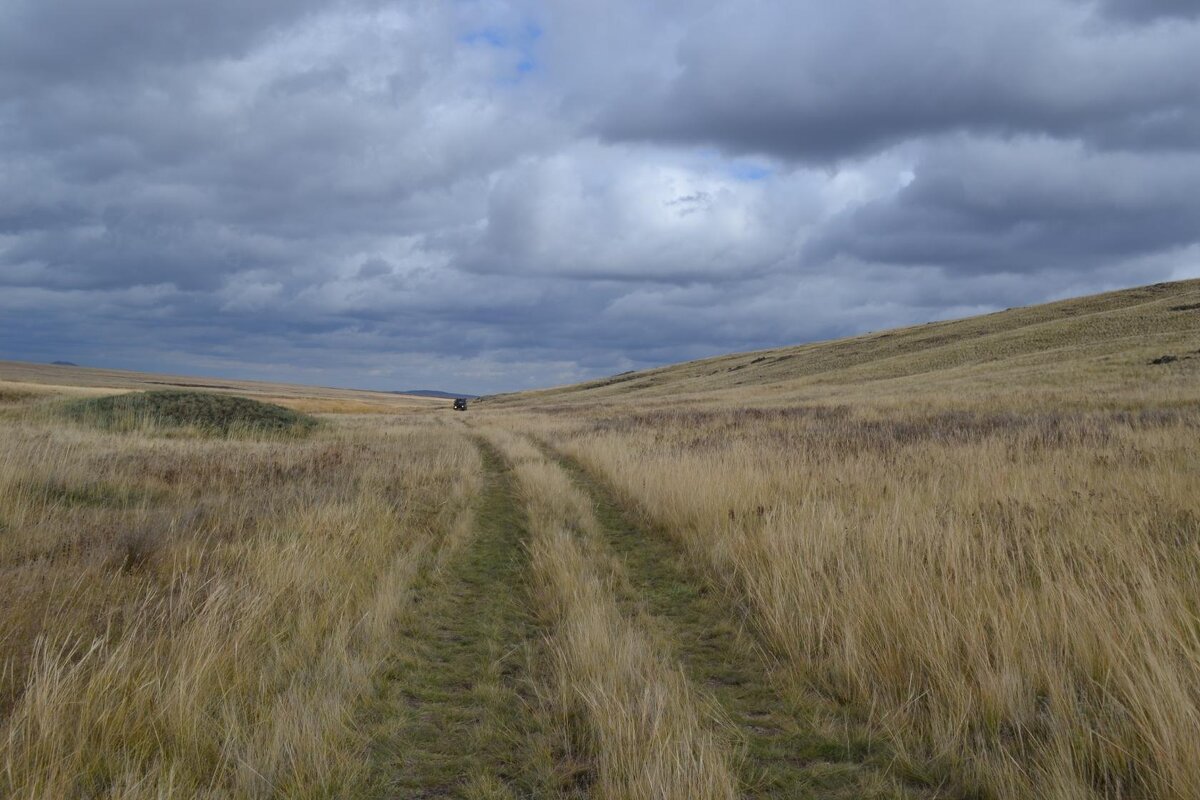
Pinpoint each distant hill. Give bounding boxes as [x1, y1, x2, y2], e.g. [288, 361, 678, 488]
[482, 278, 1200, 408]
[50, 361, 79, 366]
[397, 390, 479, 400]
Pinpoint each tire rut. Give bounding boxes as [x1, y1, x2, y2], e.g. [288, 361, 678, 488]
[539, 441, 946, 800]
[365, 440, 549, 799]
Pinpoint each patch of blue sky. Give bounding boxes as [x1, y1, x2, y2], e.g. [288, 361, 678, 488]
[689, 147, 774, 181]
[459, 20, 543, 82]
[730, 162, 773, 181]
[459, 27, 508, 48]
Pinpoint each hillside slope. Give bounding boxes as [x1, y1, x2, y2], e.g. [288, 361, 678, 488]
[485, 278, 1200, 409]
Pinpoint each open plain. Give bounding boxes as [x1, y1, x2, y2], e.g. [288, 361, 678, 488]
[1, 279, 1198, 799]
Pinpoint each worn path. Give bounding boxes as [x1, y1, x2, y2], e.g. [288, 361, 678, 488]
[365, 441, 552, 799]
[361, 428, 948, 798]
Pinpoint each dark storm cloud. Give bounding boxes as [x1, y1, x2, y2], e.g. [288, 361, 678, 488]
[596, 0, 1200, 162]
[807, 138, 1200, 272]
[1, 0, 1199, 393]
[0, 0, 337, 88]
[1098, 0, 1200, 21]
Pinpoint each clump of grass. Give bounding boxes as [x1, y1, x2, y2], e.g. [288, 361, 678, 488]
[62, 391, 318, 436]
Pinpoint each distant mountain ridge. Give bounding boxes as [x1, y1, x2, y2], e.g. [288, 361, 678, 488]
[397, 389, 478, 400]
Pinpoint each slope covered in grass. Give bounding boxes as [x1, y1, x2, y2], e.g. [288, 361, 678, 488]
[64, 390, 318, 435]
[486, 278, 1200, 408]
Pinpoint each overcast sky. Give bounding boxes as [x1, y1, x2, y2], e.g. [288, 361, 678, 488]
[3, 0, 1199, 393]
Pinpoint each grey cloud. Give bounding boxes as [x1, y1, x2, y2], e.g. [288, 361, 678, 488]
[0, 0, 338, 89]
[356, 257, 393, 279]
[807, 138, 1200, 272]
[1098, 0, 1200, 21]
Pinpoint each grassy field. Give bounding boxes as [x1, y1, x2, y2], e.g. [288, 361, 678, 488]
[1, 278, 1197, 798]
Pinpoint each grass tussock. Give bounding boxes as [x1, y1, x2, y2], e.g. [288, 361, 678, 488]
[62, 390, 318, 436]
[486, 429, 739, 800]
[0, 411, 481, 798]
[510, 404, 1200, 799]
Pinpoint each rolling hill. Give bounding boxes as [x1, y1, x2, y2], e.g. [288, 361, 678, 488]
[398, 389, 480, 399]
[482, 278, 1200, 409]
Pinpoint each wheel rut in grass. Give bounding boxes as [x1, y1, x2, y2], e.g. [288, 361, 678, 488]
[539, 441, 943, 800]
[366, 440, 547, 799]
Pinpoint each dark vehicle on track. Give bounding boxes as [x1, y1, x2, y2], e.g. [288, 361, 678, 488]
[453, 398, 468, 411]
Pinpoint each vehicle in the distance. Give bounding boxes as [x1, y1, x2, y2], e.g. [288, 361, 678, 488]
[453, 398, 468, 411]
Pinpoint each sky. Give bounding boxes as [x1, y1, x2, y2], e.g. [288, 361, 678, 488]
[2, 0, 1199, 393]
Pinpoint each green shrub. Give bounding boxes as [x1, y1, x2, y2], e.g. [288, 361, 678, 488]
[63, 391, 318, 436]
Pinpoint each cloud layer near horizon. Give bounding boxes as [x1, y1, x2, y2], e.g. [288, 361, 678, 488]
[3, 0, 1198, 392]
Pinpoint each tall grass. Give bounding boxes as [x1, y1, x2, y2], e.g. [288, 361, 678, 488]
[0, 409, 480, 798]
[524, 405, 1200, 799]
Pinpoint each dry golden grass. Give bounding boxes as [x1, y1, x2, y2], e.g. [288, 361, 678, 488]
[0, 396, 479, 798]
[0, 380, 129, 403]
[510, 408, 1198, 798]
[263, 396, 427, 415]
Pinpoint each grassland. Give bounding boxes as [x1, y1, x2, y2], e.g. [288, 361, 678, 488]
[0, 393, 479, 797]
[1, 278, 1197, 799]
